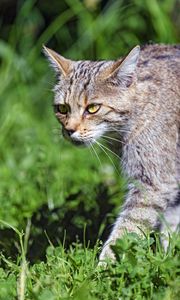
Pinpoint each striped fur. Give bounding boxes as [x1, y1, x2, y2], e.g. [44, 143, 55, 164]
[44, 44, 180, 262]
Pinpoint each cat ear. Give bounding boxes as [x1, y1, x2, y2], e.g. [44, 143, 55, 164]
[43, 45, 73, 76]
[100, 45, 140, 87]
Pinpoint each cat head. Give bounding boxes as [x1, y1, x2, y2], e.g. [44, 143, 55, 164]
[43, 45, 140, 146]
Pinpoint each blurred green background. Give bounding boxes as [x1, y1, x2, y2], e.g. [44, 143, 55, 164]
[0, 0, 179, 262]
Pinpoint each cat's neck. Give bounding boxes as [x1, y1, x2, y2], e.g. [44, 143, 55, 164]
[115, 80, 157, 144]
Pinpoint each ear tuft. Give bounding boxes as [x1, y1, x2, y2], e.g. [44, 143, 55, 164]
[42, 45, 73, 76]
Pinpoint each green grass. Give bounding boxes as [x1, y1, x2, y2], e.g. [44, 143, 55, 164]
[0, 0, 179, 299]
[0, 229, 180, 300]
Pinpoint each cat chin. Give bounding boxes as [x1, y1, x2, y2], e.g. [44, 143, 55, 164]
[70, 137, 97, 147]
[70, 139, 86, 147]
[63, 134, 87, 147]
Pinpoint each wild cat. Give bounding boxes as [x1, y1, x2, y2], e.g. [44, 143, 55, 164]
[44, 44, 180, 262]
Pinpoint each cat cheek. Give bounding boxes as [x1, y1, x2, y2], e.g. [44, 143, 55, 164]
[55, 112, 61, 119]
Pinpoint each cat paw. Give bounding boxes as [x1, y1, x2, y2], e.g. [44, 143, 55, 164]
[98, 242, 116, 266]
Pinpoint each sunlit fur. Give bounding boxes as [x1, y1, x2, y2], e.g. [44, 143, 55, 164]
[44, 44, 180, 262]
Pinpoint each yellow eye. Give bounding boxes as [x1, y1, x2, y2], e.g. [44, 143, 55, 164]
[86, 104, 101, 114]
[57, 104, 69, 114]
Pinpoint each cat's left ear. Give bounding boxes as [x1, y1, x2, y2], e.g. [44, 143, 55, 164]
[101, 45, 140, 87]
[43, 45, 73, 76]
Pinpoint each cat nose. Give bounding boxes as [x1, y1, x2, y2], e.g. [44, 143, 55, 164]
[66, 129, 75, 136]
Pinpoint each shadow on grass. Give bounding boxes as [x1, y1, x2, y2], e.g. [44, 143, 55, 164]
[0, 184, 116, 263]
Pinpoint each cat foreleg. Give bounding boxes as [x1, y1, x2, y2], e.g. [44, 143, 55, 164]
[99, 186, 167, 262]
[99, 126, 178, 263]
[99, 185, 179, 262]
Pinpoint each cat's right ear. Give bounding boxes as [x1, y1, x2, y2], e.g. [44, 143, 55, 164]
[43, 45, 73, 76]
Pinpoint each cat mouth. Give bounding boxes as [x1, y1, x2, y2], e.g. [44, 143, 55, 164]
[62, 128, 89, 147]
[70, 139, 86, 146]
[64, 134, 87, 147]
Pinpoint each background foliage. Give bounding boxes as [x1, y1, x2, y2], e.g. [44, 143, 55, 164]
[0, 0, 179, 299]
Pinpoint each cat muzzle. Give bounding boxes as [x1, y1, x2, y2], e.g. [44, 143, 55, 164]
[62, 128, 86, 146]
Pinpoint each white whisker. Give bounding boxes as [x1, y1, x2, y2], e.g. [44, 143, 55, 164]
[94, 140, 120, 175]
[88, 142, 94, 159]
[90, 142, 102, 167]
[107, 126, 130, 135]
[95, 140, 120, 159]
[101, 136, 113, 145]
[103, 135, 125, 145]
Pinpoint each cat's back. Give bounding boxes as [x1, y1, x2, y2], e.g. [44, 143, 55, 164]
[137, 44, 180, 106]
[140, 44, 180, 60]
[138, 44, 180, 85]
[138, 44, 180, 80]
[138, 44, 180, 69]
[135, 44, 180, 125]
